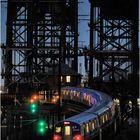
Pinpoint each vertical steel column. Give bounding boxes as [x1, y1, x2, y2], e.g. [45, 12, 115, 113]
[61, 1, 66, 63]
[99, 9, 103, 82]
[89, 1, 93, 87]
[73, 0, 78, 72]
[57, 0, 67, 122]
[131, 0, 139, 115]
[5, 1, 13, 92]
[27, 3, 33, 84]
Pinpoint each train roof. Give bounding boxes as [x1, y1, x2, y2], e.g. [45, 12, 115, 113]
[59, 87, 113, 125]
[65, 112, 97, 124]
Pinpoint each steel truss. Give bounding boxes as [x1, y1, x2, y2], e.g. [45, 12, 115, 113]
[4, 0, 78, 93]
[89, 0, 139, 96]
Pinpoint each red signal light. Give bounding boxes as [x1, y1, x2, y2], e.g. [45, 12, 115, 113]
[53, 135, 60, 140]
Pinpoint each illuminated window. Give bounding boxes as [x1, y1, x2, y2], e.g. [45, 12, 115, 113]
[137, 98, 140, 106]
[102, 115, 105, 123]
[65, 126, 71, 135]
[66, 76, 71, 83]
[86, 124, 89, 133]
[128, 100, 132, 108]
[61, 76, 63, 82]
[92, 122, 95, 129]
[105, 114, 108, 121]
[55, 127, 61, 133]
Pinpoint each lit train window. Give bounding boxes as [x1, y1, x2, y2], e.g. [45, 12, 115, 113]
[55, 127, 61, 133]
[86, 95, 90, 105]
[92, 120, 97, 130]
[105, 114, 108, 121]
[86, 123, 89, 133]
[102, 115, 105, 123]
[89, 122, 92, 132]
[77, 93, 79, 97]
[61, 76, 63, 82]
[64, 126, 71, 135]
[100, 115, 105, 124]
[92, 122, 95, 130]
[67, 91, 69, 95]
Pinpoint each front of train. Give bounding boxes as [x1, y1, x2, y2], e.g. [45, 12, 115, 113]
[53, 121, 84, 140]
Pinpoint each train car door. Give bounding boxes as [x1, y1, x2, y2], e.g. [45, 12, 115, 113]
[63, 124, 72, 140]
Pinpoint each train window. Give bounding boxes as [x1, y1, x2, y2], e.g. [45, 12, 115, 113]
[72, 125, 80, 135]
[77, 93, 79, 97]
[83, 124, 86, 135]
[105, 114, 108, 121]
[100, 115, 105, 124]
[55, 127, 61, 134]
[94, 120, 97, 128]
[92, 120, 97, 130]
[71, 90, 73, 94]
[86, 123, 89, 133]
[92, 121, 95, 130]
[64, 126, 71, 136]
[102, 115, 105, 123]
[88, 121, 92, 132]
[88, 95, 90, 102]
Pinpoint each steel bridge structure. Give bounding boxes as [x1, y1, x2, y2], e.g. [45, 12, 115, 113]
[88, 0, 139, 97]
[1, 0, 139, 101]
[2, 0, 78, 94]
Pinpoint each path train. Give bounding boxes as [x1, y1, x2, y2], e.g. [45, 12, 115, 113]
[53, 87, 120, 140]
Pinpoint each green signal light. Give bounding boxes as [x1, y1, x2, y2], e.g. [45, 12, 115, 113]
[30, 103, 38, 114]
[31, 109, 36, 113]
[39, 122, 44, 126]
[39, 128, 44, 133]
[36, 119, 48, 135]
[31, 104, 36, 108]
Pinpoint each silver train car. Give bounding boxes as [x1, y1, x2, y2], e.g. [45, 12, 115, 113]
[53, 87, 117, 140]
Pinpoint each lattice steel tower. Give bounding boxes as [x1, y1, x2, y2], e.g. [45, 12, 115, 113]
[89, 0, 139, 97]
[4, 0, 78, 94]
